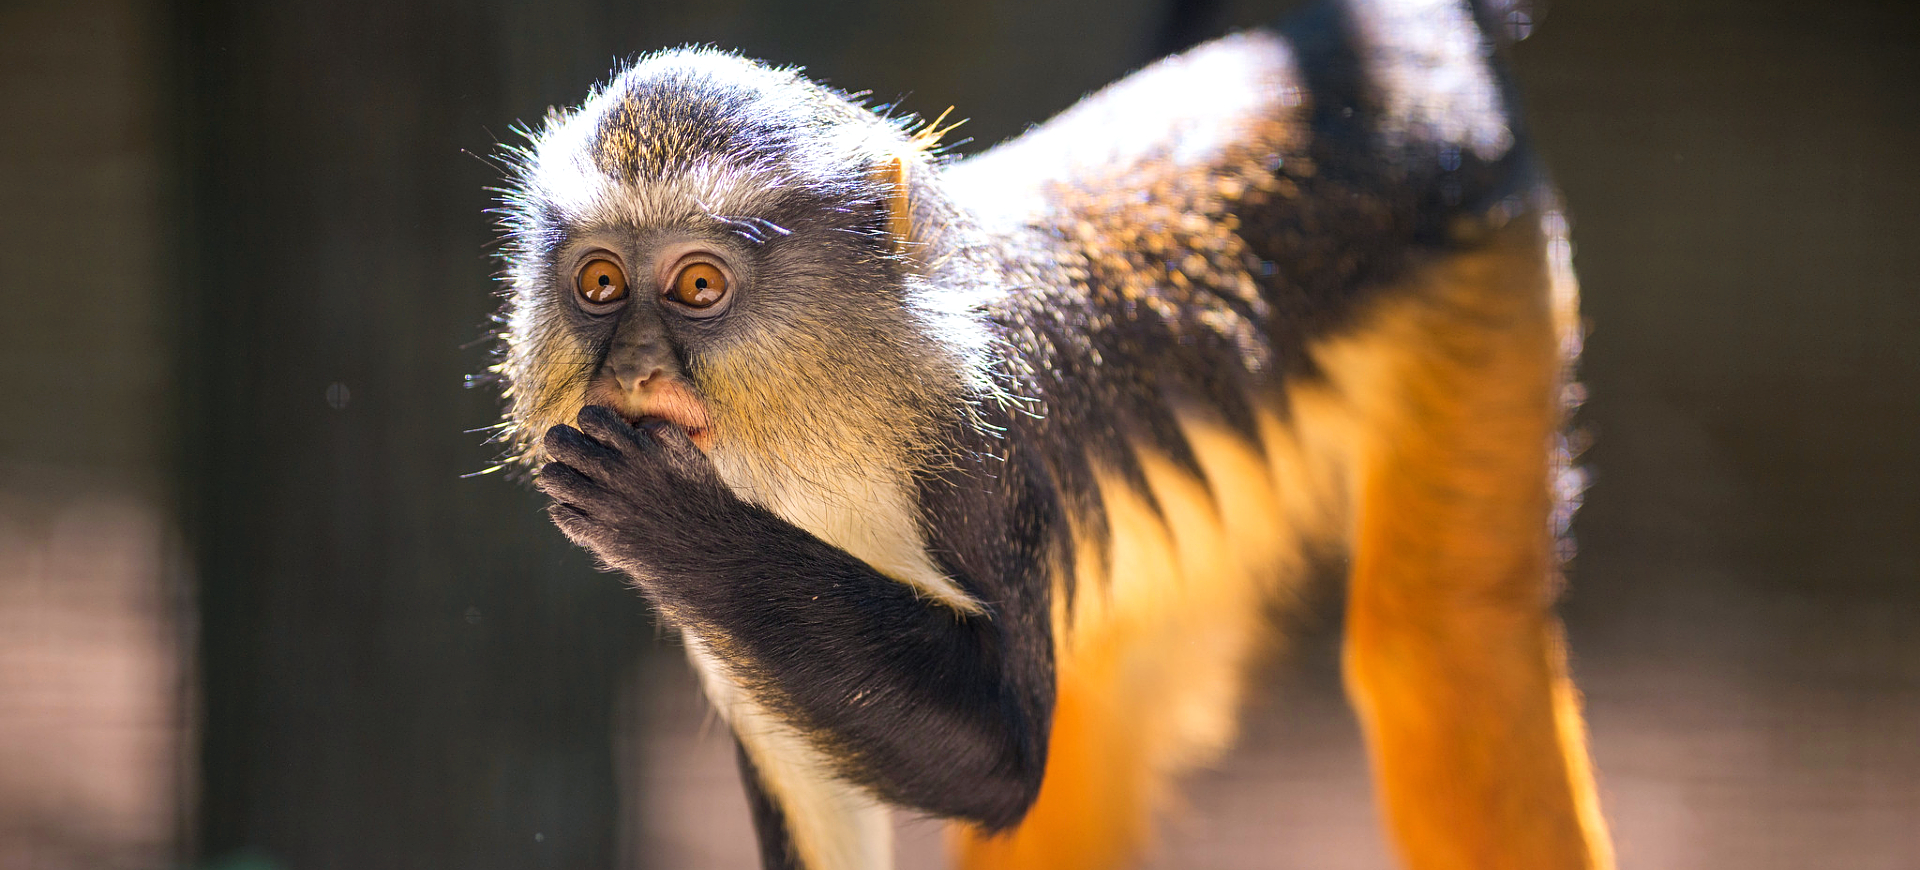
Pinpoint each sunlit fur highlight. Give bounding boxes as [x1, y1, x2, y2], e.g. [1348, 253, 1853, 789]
[1348, 0, 1513, 160]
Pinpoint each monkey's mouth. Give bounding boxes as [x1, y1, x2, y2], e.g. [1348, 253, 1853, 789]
[620, 411, 712, 452]
[598, 378, 715, 453]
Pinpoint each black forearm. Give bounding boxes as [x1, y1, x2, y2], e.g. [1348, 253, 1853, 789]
[636, 500, 1044, 828]
[536, 408, 1048, 828]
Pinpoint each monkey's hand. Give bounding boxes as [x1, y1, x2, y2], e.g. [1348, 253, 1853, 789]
[535, 404, 738, 588]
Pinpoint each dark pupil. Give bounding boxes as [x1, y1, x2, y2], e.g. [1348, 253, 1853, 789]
[694, 277, 708, 290]
[597, 275, 611, 286]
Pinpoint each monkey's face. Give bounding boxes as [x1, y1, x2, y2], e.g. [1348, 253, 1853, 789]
[549, 233, 737, 452]
[504, 200, 933, 470]
[492, 49, 979, 485]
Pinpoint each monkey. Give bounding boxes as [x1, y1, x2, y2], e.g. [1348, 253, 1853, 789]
[486, 0, 1614, 867]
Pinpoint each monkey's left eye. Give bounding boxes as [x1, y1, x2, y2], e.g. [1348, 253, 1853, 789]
[667, 261, 730, 309]
[576, 258, 628, 305]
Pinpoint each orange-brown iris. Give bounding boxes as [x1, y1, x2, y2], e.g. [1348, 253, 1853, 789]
[670, 262, 728, 308]
[577, 258, 627, 304]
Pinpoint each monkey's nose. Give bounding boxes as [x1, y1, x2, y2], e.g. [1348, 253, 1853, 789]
[619, 366, 665, 394]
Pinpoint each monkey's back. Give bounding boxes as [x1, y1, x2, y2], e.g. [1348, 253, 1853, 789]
[948, 10, 1532, 416]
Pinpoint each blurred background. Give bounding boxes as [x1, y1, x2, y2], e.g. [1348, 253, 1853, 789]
[1, 0, 1914, 867]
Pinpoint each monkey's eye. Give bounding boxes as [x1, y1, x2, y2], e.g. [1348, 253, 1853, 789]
[668, 261, 730, 309]
[576, 258, 628, 305]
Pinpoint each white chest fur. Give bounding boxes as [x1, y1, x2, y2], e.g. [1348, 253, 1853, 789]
[707, 445, 982, 615]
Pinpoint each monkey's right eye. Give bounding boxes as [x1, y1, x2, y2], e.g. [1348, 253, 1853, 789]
[576, 258, 628, 305]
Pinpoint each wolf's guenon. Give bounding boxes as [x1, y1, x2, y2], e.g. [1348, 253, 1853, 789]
[487, 0, 1613, 867]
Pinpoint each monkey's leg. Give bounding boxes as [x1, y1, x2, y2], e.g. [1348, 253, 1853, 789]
[1334, 214, 1612, 870]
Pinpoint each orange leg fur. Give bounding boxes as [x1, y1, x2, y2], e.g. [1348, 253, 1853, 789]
[1339, 217, 1613, 870]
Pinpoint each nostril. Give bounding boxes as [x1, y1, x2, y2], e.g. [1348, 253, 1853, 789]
[626, 367, 665, 392]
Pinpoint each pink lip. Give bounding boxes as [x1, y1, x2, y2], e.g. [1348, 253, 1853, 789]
[623, 412, 714, 452]
[592, 377, 715, 451]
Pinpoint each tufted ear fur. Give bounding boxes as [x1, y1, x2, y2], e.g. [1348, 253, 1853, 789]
[872, 107, 962, 260]
[873, 152, 914, 254]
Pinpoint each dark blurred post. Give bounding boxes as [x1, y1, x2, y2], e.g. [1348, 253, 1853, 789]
[0, 1, 184, 867]
[176, 1, 656, 866]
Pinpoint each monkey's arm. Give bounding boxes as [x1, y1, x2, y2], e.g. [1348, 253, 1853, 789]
[535, 405, 1047, 829]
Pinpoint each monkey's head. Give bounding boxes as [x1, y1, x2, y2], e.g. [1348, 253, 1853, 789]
[490, 49, 993, 489]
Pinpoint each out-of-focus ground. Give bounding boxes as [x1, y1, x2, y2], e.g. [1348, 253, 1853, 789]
[626, 604, 1920, 870]
[0, 486, 184, 870]
[2, 0, 1915, 868]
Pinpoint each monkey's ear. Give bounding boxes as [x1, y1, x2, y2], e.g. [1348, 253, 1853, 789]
[871, 152, 915, 256]
[872, 108, 962, 260]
